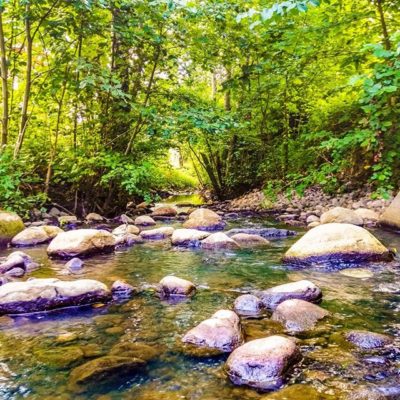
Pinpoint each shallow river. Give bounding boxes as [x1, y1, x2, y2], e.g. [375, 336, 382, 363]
[0, 215, 400, 399]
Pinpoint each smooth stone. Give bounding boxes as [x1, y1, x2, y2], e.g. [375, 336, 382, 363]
[354, 208, 379, 222]
[257, 280, 322, 310]
[225, 227, 296, 238]
[111, 280, 136, 299]
[234, 294, 264, 315]
[201, 232, 240, 250]
[183, 208, 225, 231]
[65, 257, 84, 270]
[339, 268, 374, 278]
[0, 278, 111, 314]
[151, 206, 177, 217]
[271, 299, 329, 333]
[47, 229, 116, 258]
[230, 233, 270, 247]
[134, 215, 156, 226]
[320, 207, 363, 225]
[345, 330, 393, 349]
[112, 224, 140, 236]
[226, 335, 301, 390]
[283, 223, 391, 266]
[158, 275, 196, 297]
[85, 212, 104, 222]
[182, 310, 243, 353]
[0, 211, 24, 248]
[171, 229, 210, 247]
[139, 227, 174, 240]
[306, 215, 320, 224]
[11, 226, 63, 246]
[379, 192, 400, 230]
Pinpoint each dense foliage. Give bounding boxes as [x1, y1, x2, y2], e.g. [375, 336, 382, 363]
[0, 0, 398, 214]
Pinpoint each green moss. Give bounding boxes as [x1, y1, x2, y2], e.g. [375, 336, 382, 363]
[0, 211, 24, 245]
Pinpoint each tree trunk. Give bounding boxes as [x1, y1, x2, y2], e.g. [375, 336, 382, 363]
[375, 0, 391, 50]
[0, 10, 8, 146]
[73, 26, 83, 151]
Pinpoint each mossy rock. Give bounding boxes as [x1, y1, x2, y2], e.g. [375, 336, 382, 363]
[34, 346, 84, 369]
[0, 211, 24, 247]
[109, 342, 158, 362]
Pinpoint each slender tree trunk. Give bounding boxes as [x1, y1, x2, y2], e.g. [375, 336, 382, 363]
[73, 27, 83, 151]
[375, 0, 391, 50]
[211, 71, 217, 101]
[0, 10, 8, 146]
[14, 3, 32, 158]
[224, 68, 231, 111]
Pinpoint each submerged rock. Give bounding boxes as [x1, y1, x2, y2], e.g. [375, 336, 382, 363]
[139, 227, 174, 240]
[158, 275, 196, 298]
[0, 278, 111, 314]
[35, 346, 84, 369]
[226, 335, 301, 390]
[230, 233, 270, 247]
[47, 229, 116, 258]
[110, 342, 158, 361]
[225, 227, 296, 238]
[234, 294, 264, 315]
[11, 226, 63, 246]
[112, 224, 140, 236]
[0, 211, 24, 248]
[257, 280, 322, 310]
[339, 268, 374, 279]
[151, 206, 177, 217]
[345, 330, 393, 349]
[65, 257, 84, 270]
[182, 310, 243, 353]
[271, 299, 329, 333]
[320, 207, 363, 225]
[183, 208, 226, 231]
[201, 232, 239, 250]
[134, 215, 156, 226]
[283, 223, 391, 266]
[171, 229, 210, 247]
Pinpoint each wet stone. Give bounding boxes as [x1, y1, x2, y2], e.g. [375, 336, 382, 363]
[233, 294, 264, 315]
[345, 330, 393, 349]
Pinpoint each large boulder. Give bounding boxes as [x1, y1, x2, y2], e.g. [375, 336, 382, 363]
[0, 278, 111, 314]
[379, 192, 400, 230]
[257, 280, 322, 310]
[271, 299, 329, 333]
[182, 310, 243, 353]
[183, 208, 226, 231]
[283, 223, 391, 266]
[201, 232, 240, 250]
[151, 206, 177, 217]
[11, 226, 63, 246]
[139, 227, 174, 240]
[134, 215, 156, 226]
[47, 229, 116, 258]
[171, 229, 210, 247]
[320, 207, 363, 225]
[226, 336, 301, 390]
[158, 275, 196, 298]
[230, 233, 270, 247]
[345, 330, 393, 349]
[0, 211, 24, 247]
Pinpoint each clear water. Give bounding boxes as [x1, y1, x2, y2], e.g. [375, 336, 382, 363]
[0, 217, 400, 399]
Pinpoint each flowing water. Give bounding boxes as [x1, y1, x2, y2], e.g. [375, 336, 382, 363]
[0, 215, 400, 399]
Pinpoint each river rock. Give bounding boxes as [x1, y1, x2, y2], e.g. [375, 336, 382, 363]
[271, 299, 329, 333]
[345, 330, 393, 349]
[134, 215, 156, 226]
[85, 213, 104, 223]
[158, 275, 196, 297]
[225, 227, 296, 238]
[47, 229, 116, 258]
[257, 280, 322, 310]
[171, 229, 210, 247]
[307, 221, 320, 228]
[11, 225, 63, 246]
[354, 208, 379, 223]
[58, 215, 78, 225]
[230, 233, 270, 247]
[114, 233, 143, 247]
[226, 335, 301, 390]
[65, 257, 84, 270]
[234, 294, 264, 315]
[151, 206, 177, 217]
[69, 356, 146, 391]
[0, 278, 111, 314]
[183, 208, 226, 231]
[112, 224, 140, 236]
[0, 211, 24, 248]
[347, 387, 387, 400]
[306, 215, 320, 224]
[111, 280, 136, 299]
[320, 207, 363, 225]
[0, 251, 38, 276]
[283, 223, 391, 266]
[110, 342, 158, 361]
[139, 227, 174, 240]
[201, 232, 240, 250]
[379, 192, 400, 230]
[182, 310, 243, 353]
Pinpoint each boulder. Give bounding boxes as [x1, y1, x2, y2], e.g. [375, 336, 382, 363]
[283, 223, 391, 266]
[47, 229, 116, 258]
[226, 335, 301, 390]
[0, 278, 111, 314]
[257, 280, 322, 310]
[354, 208, 379, 223]
[85, 213, 104, 223]
[201, 232, 240, 250]
[225, 227, 296, 238]
[182, 310, 243, 353]
[379, 192, 400, 230]
[171, 229, 210, 247]
[134, 215, 156, 226]
[230, 233, 270, 247]
[0, 251, 38, 276]
[345, 330, 393, 349]
[139, 227, 174, 240]
[111, 280, 136, 299]
[158, 275, 196, 298]
[271, 299, 329, 333]
[151, 206, 177, 217]
[112, 224, 140, 236]
[320, 207, 363, 225]
[183, 208, 226, 231]
[11, 225, 63, 246]
[233, 294, 264, 315]
[0, 211, 24, 247]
